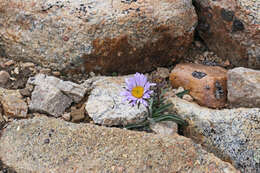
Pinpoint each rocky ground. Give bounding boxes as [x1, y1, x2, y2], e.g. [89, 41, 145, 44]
[0, 0, 259, 172]
[0, 42, 259, 173]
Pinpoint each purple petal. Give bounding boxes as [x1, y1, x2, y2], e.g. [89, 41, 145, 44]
[142, 92, 151, 99]
[139, 75, 147, 87]
[134, 73, 142, 86]
[140, 99, 148, 107]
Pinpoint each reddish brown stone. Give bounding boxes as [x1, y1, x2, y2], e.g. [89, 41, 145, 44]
[170, 63, 227, 108]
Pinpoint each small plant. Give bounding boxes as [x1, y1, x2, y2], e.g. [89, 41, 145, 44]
[121, 72, 188, 130]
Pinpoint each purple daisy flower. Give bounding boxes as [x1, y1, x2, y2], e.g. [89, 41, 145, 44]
[121, 73, 156, 107]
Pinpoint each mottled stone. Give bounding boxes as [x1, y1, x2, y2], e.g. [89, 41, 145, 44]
[170, 63, 227, 108]
[0, 0, 197, 74]
[194, 0, 260, 69]
[0, 88, 28, 118]
[29, 84, 72, 117]
[0, 70, 10, 85]
[84, 76, 147, 126]
[0, 116, 238, 172]
[150, 121, 178, 136]
[228, 67, 260, 108]
[168, 96, 260, 173]
[70, 105, 85, 123]
[28, 74, 87, 103]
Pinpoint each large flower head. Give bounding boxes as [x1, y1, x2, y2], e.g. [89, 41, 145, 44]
[121, 73, 156, 107]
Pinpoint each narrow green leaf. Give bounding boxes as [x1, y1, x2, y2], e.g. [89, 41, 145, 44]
[125, 121, 149, 129]
[152, 103, 172, 115]
[176, 90, 189, 98]
[153, 115, 188, 126]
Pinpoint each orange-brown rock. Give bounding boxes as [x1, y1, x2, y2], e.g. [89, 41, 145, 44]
[170, 63, 227, 108]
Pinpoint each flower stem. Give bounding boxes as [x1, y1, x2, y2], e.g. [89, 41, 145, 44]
[146, 106, 151, 118]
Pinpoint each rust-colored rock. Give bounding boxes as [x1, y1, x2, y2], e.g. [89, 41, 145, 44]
[194, 0, 260, 69]
[170, 63, 227, 108]
[0, 0, 197, 74]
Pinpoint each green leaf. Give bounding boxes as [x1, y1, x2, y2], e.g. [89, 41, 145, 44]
[176, 90, 189, 98]
[152, 103, 172, 116]
[153, 114, 188, 126]
[125, 121, 149, 129]
[149, 98, 154, 111]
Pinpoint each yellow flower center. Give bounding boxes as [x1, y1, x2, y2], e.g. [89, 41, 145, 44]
[131, 86, 144, 98]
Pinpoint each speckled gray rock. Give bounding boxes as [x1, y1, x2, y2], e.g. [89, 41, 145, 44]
[0, 116, 239, 172]
[28, 74, 87, 117]
[194, 0, 260, 69]
[0, 88, 28, 118]
[84, 76, 147, 126]
[28, 74, 87, 103]
[228, 67, 260, 108]
[29, 84, 73, 117]
[168, 96, 260, 173]
[0, 0, 197, 74]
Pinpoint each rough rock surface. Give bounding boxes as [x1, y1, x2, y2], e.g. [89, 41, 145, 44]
[168, 96, 260, 173]
[28, 74, 87, 117]
[0, 0, 197, 74]
[150, 121, 178, 136]
[194, 0, 260, 69]
[170, 63, 227, 108]
[0, 88, 28, 118]
[29, 84, 73, 117]
[84, 76, 147, 126]
[28, 74, 87, 103]
[228, 67, 260, 108]
[0, 116, 239, 172]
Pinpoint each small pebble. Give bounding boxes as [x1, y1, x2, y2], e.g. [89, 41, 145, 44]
[44, 138, 50, 144]
[19, 88, 31, 97]
[182, 94, 193, 102]
[62, 113, 71, 121]
[14, 67, 19, 74]
[4, 60, 15, 66]
[223, 59, 230, 67]
[89, 71, 95, 77]
[21, 62, 35, 68]
[175, 87, 184, 94]
[40, 68, 51, 74]
[194, 41, 203, 48]
[0, 62, 5, 68]
[0, 70, 10, 85]
[52, 71, 61, 76]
